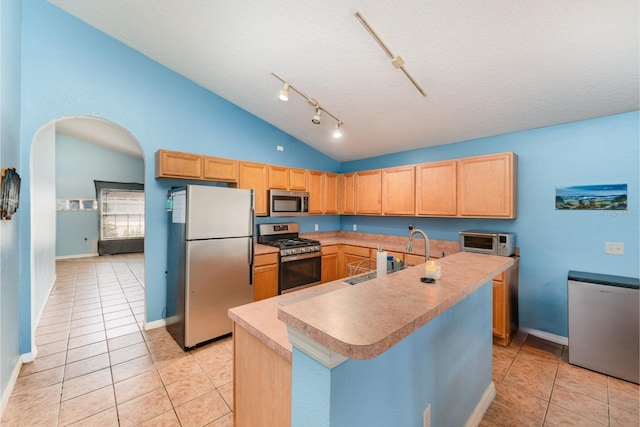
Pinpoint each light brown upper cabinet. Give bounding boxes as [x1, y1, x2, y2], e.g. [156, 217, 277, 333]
[289, 168, 307, 191]
[203, 155, 238, 182]
[355, 170, 382, 214]
[323, 173, 339, 214]
[239, 161, 269, 216]
[457, 152, 517, 218]
[155, 149, 203, 179]
[416, 160, 457, 216]
[339, 173, 356, 214]
[307, 170, 323, 214]
[268, 165, 289, 190]
[382, 166, 415, 215]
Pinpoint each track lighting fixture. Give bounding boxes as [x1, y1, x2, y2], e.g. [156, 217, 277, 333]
[355, 11, 427, 97]
[311, 108, 322, 124]
[279, 83, 290, 101]
[271, 72, 344, 139]
[332, 122, 343, 138]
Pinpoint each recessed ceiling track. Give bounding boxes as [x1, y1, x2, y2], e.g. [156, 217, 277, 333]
[355, 11, 427, 97]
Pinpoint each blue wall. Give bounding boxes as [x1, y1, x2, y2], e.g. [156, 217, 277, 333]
[19, 0, 339, 356]
[55, 134, 144, 257]
[0, 0, 23, 409]
[339, 112, 639, 337]
[292, 283, 493, 426]
[10, 0, 639, 372]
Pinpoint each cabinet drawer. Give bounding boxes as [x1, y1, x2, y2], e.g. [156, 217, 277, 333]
[255, 252, 278, 267]
[342, 245, 370, 257]
[321, 245, 339, 255]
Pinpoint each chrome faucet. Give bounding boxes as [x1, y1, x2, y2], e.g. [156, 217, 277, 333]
[406, 225, 430, 264]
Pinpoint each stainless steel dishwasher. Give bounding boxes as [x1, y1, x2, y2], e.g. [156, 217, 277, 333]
[568, 270, 639, 384]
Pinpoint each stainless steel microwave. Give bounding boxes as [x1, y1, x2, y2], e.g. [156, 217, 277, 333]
[459, 231, 515, 257]
[269, 190, 309, 217]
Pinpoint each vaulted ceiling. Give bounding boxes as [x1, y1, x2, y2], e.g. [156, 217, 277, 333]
[49, 0, 639, 162]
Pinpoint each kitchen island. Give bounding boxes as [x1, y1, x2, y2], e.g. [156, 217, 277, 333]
[229, 251, 514, 427]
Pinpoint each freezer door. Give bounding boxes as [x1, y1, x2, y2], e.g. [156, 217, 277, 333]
[185, 237, 253, 347]
[186, 185, 254, 240]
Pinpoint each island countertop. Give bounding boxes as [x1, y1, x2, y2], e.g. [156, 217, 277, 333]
[277, 251, 514, 360]
[229, 251, 514, 362]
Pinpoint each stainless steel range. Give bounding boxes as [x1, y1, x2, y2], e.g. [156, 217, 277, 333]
[258, 223, 322, 293]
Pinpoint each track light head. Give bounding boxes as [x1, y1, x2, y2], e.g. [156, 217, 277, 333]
[311, 108, 322, 124]
[332, 122, 343, 138]
[278, 83, 290, 101]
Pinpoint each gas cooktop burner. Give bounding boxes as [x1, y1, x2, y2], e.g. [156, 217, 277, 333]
[257, 223, 321, 257]
[264, 238, 321, 249]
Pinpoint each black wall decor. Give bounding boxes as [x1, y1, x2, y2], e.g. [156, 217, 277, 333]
[0, 167, 21, 220]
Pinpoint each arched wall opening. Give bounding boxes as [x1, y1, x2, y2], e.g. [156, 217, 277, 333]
[28, 115, 145, 359]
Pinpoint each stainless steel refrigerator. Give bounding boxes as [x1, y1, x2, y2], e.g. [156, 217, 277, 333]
[166, 184, 254, 349]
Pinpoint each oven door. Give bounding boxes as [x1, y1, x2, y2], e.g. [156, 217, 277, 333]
[279, 252, 322, 293]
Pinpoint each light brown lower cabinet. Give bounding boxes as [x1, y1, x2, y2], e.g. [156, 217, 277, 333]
[233, 324, 291, 427]
[321, 245, 340, 283]
[253, 253, 278, 301]
[492, 259, 519, 346]
[340, 245, 371, 278]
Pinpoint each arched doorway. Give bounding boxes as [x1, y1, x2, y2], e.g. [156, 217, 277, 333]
[29, 116, 145, 357]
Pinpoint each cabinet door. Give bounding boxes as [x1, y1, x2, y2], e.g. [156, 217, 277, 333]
[416, 160, 457, 216]
[458, 152, 517, 218]
[340, 173, 355, 214]
[155, 150, 203, 179]
[323, 173, 339, 214]
[307, 170, 323, 214]
[355, 170, 382, 214]
[341, 245, 371, 278]
[239, 162, 269, 216]
[321, 253, 339, 283]
[268, 165, 289, 190]
[254, 263, 279, 301]
[492, 279, 506, 338]
[289, 168, 307, 191]
[203, 156, 238, 182]
[382, 166, 415, 215]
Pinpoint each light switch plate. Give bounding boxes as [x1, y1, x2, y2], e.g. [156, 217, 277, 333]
[352, 224, 357, 231]
[314, 224, 318, 231]
[605, 242, 624, 255]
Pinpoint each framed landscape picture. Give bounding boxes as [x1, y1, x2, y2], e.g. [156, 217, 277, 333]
[555, 184, 627, 210]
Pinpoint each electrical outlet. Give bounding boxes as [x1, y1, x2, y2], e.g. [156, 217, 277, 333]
[276, 145, 284, 152]
[605, 242, 624, 255]
[352, 224, 357, 231]
[423, 404, 431, 427]
[314, 224, 319, 231]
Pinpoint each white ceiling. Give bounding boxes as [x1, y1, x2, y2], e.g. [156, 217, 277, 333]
[48, 0, 639, 162]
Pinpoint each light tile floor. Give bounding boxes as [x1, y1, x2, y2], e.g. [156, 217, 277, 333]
[482, 332, 639, 426]
[1, 255, 638, 426]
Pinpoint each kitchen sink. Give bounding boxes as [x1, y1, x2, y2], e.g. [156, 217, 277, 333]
[343, 266, 407, 285]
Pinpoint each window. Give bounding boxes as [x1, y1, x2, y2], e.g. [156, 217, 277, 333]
[99, 188, 145, 239]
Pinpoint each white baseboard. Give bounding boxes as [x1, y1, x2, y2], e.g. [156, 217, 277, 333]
[21, 351, 35, 363]
[0, 357, 23, 420]
[33, 274, 57, 334]
[520, 327, 568, 346]
[465, 382, 496, 427]
[144, 318, 166, 330]
[55, 253, 99, 260]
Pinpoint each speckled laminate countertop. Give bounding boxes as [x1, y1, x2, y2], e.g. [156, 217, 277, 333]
[230, 251, 513, 362]
[254, 230, 461, 259]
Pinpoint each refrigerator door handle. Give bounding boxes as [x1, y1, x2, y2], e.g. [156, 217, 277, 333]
[249, 237, 254, 285]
